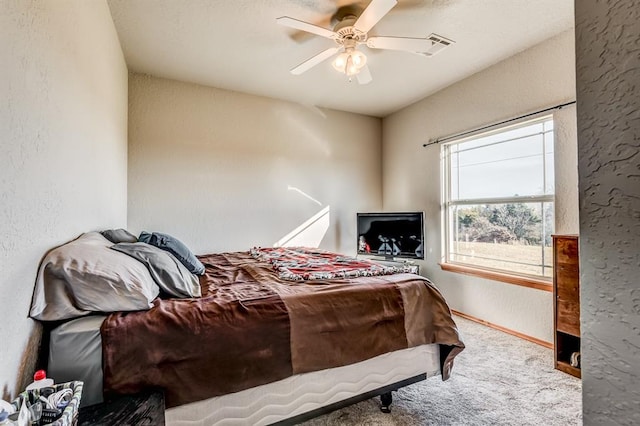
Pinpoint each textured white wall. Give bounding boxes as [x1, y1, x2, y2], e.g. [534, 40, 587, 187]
[576, 1, 640, 424]
[382, 30, 578, 343]
[127, 74, 382, 255]
[0, 0, 128, 396]
[554, 106, 580, 235]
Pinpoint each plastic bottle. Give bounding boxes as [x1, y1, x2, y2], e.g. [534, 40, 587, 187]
[25, 370, 54, 391]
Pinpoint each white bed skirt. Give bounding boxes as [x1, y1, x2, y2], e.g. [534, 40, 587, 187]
[166, 344, 441, 426]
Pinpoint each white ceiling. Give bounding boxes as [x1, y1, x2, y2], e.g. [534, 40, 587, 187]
[107, 0, 574, 117]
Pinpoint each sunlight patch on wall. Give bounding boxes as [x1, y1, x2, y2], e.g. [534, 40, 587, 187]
[274, 205, 330, 248]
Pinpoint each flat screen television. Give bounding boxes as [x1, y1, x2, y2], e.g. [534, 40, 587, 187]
[357, 212, 424, 260]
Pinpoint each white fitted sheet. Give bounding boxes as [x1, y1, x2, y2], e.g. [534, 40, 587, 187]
[48, 315, 107, 407]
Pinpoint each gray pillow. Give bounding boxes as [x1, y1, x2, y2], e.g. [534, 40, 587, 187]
[101, 228, 138, 244]
[30, 232, 159, 321]
[111, 242, 201, 299]
[138, 231, 205, 275]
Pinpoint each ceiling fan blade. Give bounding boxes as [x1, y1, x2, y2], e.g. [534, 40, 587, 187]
[277, 16, 337, 39]
[356, 65, 372, 85]
[353, 0, 398, 34]
[366, 36, 433, 53]
[290, 47, 341, 75]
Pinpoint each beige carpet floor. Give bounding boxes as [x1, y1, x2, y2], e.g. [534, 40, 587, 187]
[301, 315, 582, 426]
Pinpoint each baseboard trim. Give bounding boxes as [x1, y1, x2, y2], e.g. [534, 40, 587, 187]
[452, 310, 553, 349]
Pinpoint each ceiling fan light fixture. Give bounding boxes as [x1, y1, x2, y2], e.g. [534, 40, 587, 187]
[332, 49, 367, 76]
[279, 0, 453, 85]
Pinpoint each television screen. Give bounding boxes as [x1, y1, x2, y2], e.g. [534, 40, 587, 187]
[357, 212, 424, 260]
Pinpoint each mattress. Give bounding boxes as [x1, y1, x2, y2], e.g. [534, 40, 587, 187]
[48, 316, 441, 423]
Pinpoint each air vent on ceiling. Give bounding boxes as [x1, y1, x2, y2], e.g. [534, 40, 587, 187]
[421, 34, 455, 57]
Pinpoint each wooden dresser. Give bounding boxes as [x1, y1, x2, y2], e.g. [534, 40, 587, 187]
[552, 235, 581, 378]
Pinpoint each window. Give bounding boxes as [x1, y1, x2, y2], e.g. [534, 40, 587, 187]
[442, 116, 554, 283]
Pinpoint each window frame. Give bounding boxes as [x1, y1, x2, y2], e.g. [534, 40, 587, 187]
[440, 115, 555, 291]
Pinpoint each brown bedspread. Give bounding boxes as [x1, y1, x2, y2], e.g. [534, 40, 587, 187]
[101, 252, 464, 408]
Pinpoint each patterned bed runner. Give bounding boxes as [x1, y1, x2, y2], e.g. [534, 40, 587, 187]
[250, 247, 415, 281]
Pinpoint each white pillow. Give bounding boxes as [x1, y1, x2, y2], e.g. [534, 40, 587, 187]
[30, 232, 160, 321]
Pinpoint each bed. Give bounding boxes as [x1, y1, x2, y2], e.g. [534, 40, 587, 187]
[31, 231, 464, 425]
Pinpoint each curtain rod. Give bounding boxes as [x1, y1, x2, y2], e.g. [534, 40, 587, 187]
[422, 100, 576, 148]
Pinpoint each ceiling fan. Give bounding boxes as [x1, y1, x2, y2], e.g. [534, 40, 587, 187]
[277, 0, 453, 84]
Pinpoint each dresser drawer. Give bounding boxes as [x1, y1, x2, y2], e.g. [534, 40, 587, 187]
[555, 237, 578, 265]
[555, 264, 579, 304]
[556, 298, 580, 336]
